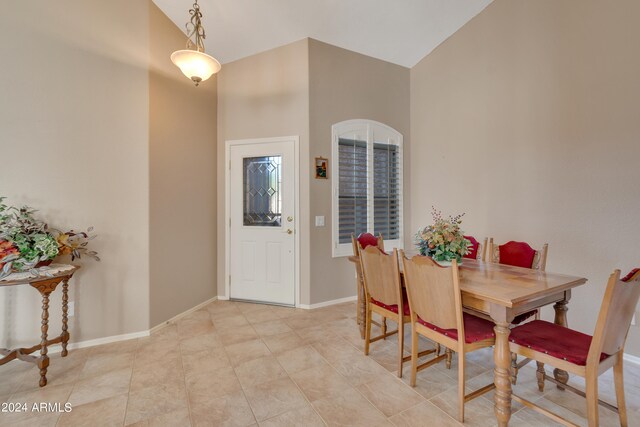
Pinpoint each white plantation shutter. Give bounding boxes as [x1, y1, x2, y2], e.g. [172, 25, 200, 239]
[332, 120, 403, 257]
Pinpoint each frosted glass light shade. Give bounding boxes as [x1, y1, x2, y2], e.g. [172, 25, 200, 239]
[170, 49, 221, 85]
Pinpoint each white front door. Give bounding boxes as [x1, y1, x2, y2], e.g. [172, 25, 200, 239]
[229, 138, 296, 305]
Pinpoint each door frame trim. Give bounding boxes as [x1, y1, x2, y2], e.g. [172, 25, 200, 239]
[224, 136, 300, 307]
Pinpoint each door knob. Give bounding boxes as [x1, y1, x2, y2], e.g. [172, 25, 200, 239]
[286, 229, 293, 235]
[287, 216, 294, 222]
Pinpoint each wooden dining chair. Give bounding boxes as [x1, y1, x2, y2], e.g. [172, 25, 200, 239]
[400, 251, 496, 422]
[508, 268, 640, 427]
[351, 233, 386, 336]
[463, 236, 487, 261]
[488, 238, 549, 382]
[359, 246, 436, 377]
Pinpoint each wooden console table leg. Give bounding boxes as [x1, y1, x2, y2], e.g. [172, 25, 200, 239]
[38, 291, 51, 387]
[61, 279, 70, 357]
[553, 298, 570, 390]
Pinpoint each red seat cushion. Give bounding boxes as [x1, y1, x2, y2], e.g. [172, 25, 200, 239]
[357, 233, 379, 249]
[417, 313, 495, 343]
[371, 289, 410, 316]
[463, 235, 479, 260]
[509, 320, 609, 366]
[499, 241, 536, 269]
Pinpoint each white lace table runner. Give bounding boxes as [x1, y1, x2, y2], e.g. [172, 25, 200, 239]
[0, 264, 76, 282]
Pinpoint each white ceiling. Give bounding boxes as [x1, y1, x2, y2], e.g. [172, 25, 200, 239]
[153, 0, 492, 68]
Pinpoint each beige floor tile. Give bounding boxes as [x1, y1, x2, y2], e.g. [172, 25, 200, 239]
[182, 348, 231, 376]
[235, 302, 270, 313]
[429, 386, 497, 427]
[540, 387, 622, 426]
[69, 367, 132, 407]
[234, 355, 287, 388]
[243, 377, 308, 422]
[58, 393, 128, 426]
[2, 383, 73, 425]
[129, 408, 191, 427]
[186, 365, 241, 399]
[180, 332, 223, 353]
[311, 336, 362, 363]
[213, 314, 250, 329]
[258, 403, 324, 427]
[389, 401, 463, 427]
[89, 338, 140, 356]
[177, 317, 216, 340]
[244, 308, 285, 324]
[189, 389, 255, 427]
[182, 309, 213, 321]
[311, 387, 391, 427]
[252, 319, 293, 337]
[80, 352, 134, 379]
[149, 324, 179, 342]
[283, 314, 319, 330]
[130, 356, 184, 392]
[276, 345, 327, 375]
[0, 410, 61, 427]
[327, 353, 391, 386]
[291, 363, 352, 401]
[219, 324, 259, 346]
[224, 339, 271, 367]
[400, 366, 457, 399]
[261, 332, 305, 354]
[357, 374, 425, 417]
[0, 363, 35, 397]
[294, 324, 333, 343]
[124, 381, 189, 425]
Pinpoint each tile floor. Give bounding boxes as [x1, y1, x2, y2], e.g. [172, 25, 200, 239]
[1, 300, 639, 426]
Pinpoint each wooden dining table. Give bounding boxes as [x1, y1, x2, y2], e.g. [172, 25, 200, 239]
[349, 255, 588, 426]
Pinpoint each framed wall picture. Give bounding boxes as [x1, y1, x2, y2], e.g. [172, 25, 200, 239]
[315, 157, 328, 179]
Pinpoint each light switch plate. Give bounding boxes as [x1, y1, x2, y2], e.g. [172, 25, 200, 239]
[315, 216, 325, 227]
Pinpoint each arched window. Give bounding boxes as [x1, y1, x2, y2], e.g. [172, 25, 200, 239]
[332, 119, 403, 257]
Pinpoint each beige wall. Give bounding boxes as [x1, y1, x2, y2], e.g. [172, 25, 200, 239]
[216, 40, 311, 303]
[0, 0, 151, 346]
[148, 3, 217, 327]
[308, 40, 410, 304]
[410, 0, 640, 355]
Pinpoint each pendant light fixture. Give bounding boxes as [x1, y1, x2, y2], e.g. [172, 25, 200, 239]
[171, 0, 221, 86]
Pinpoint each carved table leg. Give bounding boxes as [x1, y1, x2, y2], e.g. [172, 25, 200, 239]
[38, 291, 51, 387]
[553, 297, 570, 390]
[493, 320, 513, 427]
[61, 279, 70, 357]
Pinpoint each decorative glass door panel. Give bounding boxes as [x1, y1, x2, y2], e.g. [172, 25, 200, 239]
[243, 156, 282, 227]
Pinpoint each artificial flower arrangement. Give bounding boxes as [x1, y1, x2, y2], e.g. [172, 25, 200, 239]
[0, 197, 99, 279]
[415, 207, 471, 263]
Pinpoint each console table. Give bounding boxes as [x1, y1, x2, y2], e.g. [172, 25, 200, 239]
[0, 265, 79, 387]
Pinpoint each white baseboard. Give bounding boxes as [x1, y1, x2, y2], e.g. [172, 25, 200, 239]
[624, 352, 640, 366]
[47, 330, 150, 354]
[298, 295, 357, 310]
[217, 295, 229, 301]
[45, 296, 218, 354]
[150, 296, 218, 333]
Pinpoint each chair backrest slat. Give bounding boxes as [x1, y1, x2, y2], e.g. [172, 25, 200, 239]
[589, 269, 640, 361]
[401, 253, 462, 331]
[360, 246, 401, 307]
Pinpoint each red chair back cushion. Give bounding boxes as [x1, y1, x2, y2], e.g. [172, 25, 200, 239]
[499, 241, 536, 269]
[621, 268, 640, 282]
[463, 235, 479, 260]
[357, 233, 379, 249]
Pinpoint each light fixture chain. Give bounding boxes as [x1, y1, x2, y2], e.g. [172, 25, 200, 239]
[185, 0, 206, 52]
